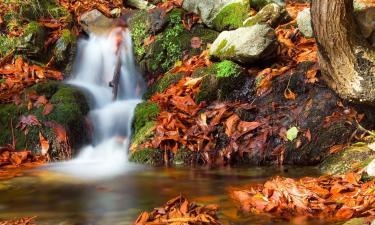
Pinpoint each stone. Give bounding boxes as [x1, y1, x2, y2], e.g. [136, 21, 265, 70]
[250, 0, 285, 11]
[125, 0, 155, 9]
[320, 143, 375, 175]
[297, 8, 313, 38]
[182, 0, 250, 31]
[0, 81, 90, 160]
[209, 24, 278, 64]
[79, 9, 115, 34]
[53, 29, 77, 74]
[243, 3, 290, 28]
[354, 5, 375, 38]
[367, 159, 375, 176]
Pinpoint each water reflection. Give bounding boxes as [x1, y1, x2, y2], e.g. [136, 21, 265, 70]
[0, 166, 332, 225]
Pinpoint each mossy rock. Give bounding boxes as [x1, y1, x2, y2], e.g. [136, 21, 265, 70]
[0, 81, 90, 160]
[21, 21, 47, 57]
[129, 9, 218, 77]
[320, 143, 375, 175]
[195, 60, 245, 103]
[128, 148, 163, 166]
[342, 218, 366, 225]
[133, 102, 160, 135]
[250, 0, 285, 11]
[173, 148, 195, 165]
[243, 3, 290, 28]
[211, 1, 250, 31]
[53, 29, 77, 74]
[143, 72, 184, 99]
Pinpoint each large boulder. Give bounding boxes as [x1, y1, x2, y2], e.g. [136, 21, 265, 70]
[182, 0, 250, 31]
[243, 3, 290, 28]
[209, 24, 278, 64]
[0, 81, 90, 160]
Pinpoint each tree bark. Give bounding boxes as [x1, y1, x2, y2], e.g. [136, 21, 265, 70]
[311, 0, 375, 104]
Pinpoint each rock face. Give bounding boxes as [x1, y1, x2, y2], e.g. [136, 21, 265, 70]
[297, 8, 313, 38]
[243, 3, 289, 27]
[182, 0, 250, 31]
[0, 82, 90, 160]
[209, 24, 278, 64]
[79, 9, 115, 34]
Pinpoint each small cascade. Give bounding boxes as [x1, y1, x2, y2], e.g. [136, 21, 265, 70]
[50, 28, 145, 178]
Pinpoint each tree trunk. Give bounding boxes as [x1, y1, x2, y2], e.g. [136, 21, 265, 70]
[311, 0, 375, 104]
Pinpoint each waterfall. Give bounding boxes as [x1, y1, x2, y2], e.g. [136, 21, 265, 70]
[49, 28, 145, 179]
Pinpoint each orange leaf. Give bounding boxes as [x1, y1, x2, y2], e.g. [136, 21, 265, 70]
[284, 88, 297, 100]
[39, 132, 49, 156]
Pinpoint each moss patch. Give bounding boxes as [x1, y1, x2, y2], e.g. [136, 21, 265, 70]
[320, 143, 375, 175]
[212, 1, 249, 31]
[129, 148, 163, 166]
[0, 81, 89, 160]
[133, 102, 160, 135]
[173, 148, 194, 165]
[9, 0, 69, 21]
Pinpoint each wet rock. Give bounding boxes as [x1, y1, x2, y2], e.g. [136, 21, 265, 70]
[53, 29, 77, 74]
[250, 0, 285, 11]
[194, 60, 248, 103]
[128, 148, 163, 166]
[0, 81, 90, 160]
[21, 21, 47, 57]
[182, 0, 250, 31]
[243, 3, 290, 28]
[320, 143, 375, 175]
[209, 24, 278, 64]
[297, 8, 313, 38]
[79, 9, 115, 34]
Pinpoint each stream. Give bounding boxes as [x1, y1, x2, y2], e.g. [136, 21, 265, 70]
[0, 166, 331, 225]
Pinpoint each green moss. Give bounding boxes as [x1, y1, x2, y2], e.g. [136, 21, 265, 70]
[212, 1, 249, 31]
[13, 0, 69, 21]
[173, 148, 194, 165]
[214, 60, 242, 78]
[0, 34, 20, 57]
[128, 10, 149, 62]
[22, 21, 46, 55]
[195, 61, 244, 102]
[0, 81, 89, 159]
[320, 144, 375, 175]
[129, 148, 163, 166]
[143, 73, 184, 99]
[53, 29, 77, 72]
[131, 121, 156, 151]
[133, 102, 160, 135]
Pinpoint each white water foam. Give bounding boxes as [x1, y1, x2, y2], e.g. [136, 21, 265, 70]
[48, 28, 145, 179]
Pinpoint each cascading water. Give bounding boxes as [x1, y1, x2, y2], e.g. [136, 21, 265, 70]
[49, 28, 145, 179]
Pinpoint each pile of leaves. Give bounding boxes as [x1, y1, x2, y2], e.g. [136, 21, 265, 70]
[133, 196, 221, 225]
[0, 57, 62, 104]
[58, 0, 124, 19]
[230, 173, 375, 222]
[0, 146, 47, 169]
[0, 216, 37, 225]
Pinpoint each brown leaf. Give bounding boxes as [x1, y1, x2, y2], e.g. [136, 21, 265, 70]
[42, 103, 54, 116]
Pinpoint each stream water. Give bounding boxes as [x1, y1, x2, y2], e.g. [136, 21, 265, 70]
[0, 29, 338, 224]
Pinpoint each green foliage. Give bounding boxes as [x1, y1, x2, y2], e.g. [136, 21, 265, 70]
[128, 11, 149, 61]
[286, 127, 299, 141]
[129, 148, 163, 166]
[133, 102, 160, 135]
[212, 2, 249, 31]
[0, 34, 20, 57]
[214, 60, 242, 78]
[8, 0, 69, 21]
[143, 73, 184, 99]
